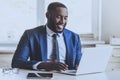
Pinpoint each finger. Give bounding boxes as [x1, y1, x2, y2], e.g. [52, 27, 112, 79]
[57, 62, 68, 70]
[58, 65, 67, 71]
[75, 64, 78, 70]
[58, 62, 68, 67]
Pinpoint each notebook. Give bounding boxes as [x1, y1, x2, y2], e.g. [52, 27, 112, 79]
[60, 47, 112, 75]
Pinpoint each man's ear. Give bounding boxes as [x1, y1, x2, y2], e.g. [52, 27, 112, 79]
[46, 12, 50, 19]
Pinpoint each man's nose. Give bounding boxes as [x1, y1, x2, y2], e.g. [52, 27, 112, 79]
[60, 18, 66, 24]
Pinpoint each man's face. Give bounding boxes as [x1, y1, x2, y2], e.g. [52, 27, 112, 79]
[47, 7, 68, 33]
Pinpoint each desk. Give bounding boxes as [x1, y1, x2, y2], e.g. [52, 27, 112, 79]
[0, 69, 120, 80]
[0, 44, 17, 54]
[81, 40, 105, 48]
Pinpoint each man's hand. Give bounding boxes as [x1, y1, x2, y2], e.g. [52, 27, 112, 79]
[75, 64, 78, 70]
[37, 62, 68, 71]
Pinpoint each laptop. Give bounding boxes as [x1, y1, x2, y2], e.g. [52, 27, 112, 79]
[60, 47, 112, 75]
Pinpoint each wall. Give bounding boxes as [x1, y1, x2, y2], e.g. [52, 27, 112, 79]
[0, 0, 37, 44]
[101, 0, 120, 43]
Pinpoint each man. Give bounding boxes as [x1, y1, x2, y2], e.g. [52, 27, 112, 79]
[12, 2, 82, 71]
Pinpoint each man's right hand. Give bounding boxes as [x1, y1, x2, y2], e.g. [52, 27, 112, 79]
[37, 62, 68, 71]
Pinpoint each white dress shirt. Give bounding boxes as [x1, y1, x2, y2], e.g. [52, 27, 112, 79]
[33, 25, 66, 69]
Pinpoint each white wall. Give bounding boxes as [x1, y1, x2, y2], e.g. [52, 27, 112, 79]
[0, 0, 37, 44]
[101, 0, 120, 43]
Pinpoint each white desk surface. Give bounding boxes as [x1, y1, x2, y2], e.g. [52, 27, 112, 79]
[0, 69, 120, 80]
[0, 46, 16, 53]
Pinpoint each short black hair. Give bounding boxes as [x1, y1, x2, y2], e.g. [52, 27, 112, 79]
[47, 2, 67, 12]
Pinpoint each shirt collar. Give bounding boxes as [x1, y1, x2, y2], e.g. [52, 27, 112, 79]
[46, 25, 63, 37]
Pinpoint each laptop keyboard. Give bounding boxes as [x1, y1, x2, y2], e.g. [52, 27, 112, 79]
[61, 70, 77, 73]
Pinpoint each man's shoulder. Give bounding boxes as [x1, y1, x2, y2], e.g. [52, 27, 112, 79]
[25, 25, 45, 33]
[28, 25, 45, 31]
[64, 29, 80, 42]
[22, 25, 46, 38]
[64, 28, 78, 36]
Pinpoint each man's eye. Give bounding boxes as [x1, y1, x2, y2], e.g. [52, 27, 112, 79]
[64, 17, 68, 20]
[56, 16, 61, 18]
[56, 16, 68, 20]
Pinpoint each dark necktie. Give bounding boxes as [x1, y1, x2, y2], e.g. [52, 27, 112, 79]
[51, 34, 59, 62]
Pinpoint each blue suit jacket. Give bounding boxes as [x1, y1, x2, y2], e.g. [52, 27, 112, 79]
[12, 26, 82, 70]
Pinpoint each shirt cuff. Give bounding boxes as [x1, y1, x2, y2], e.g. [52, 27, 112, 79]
[33, 61, 42, 70]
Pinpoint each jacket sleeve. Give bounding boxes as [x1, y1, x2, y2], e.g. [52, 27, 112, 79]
[11, 30, 38, 70]
[75, 34, 82, 65]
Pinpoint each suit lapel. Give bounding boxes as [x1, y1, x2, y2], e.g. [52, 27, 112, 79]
[63, 30, 73, 67]
[39, 26, 47, 62]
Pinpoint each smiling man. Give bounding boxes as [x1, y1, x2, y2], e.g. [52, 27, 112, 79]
[12, 2, 82, 71]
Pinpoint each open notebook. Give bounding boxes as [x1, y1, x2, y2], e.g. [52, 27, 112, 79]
[60, 47, 112, 75]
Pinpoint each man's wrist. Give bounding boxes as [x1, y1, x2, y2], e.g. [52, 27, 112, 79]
[37, 62, 46, 70]
[33, 61, 42, 70]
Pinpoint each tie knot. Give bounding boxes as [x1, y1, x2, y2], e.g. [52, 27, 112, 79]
[52, 34, 57, 39]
